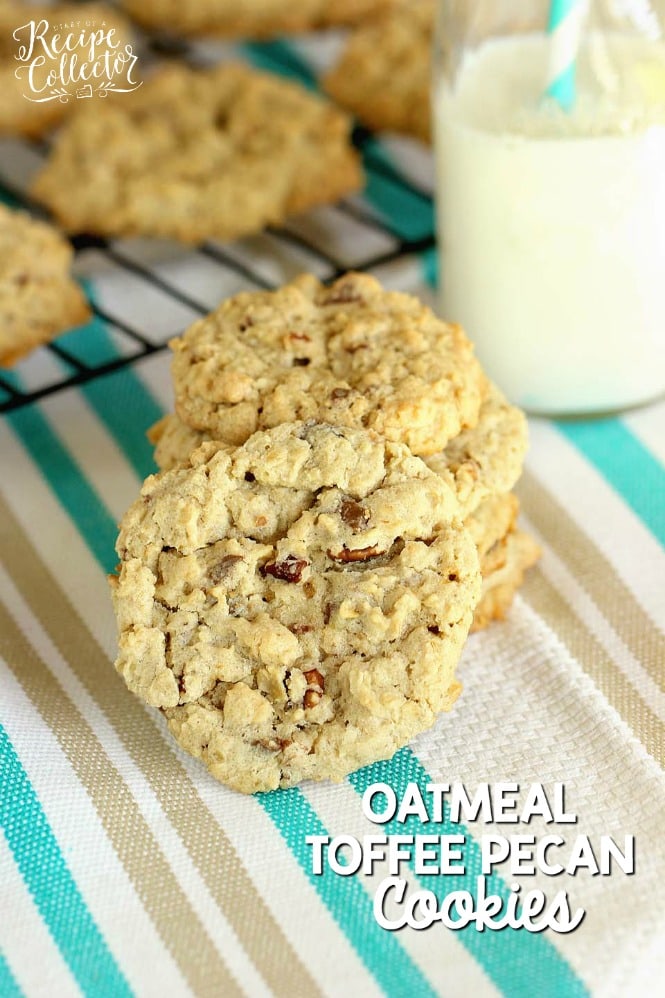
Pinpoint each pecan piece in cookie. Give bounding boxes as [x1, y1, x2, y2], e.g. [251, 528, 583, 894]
[327, 545, 384, 563]
[339, 497, 370, 531]
[110, 421, 480, 793]
[262, 556, 309, 583]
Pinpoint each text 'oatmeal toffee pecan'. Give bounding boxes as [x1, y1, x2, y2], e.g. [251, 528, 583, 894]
[169, 272, 485, 456]
[110, 421, 481, 793]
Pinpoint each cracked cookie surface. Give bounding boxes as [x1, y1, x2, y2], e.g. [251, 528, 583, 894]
[110, 421, 481, 793]
[151, 377, 521, 518]
[31, 62, 362, 243]
[168, 272, 484, 456]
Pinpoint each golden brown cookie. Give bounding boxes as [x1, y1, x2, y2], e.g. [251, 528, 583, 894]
[119, 0, 396, 39]
[324, 0, 434, 143]
[471, 528, 540, 633]
[31, 63, 362, 243]
[110, 421, 481, 793]
[424, 382, 528, 519]
[150, 374, 519, 519]
[465, 492, 520, 560]
[0, 203, 90, 366]
[0, 2, 133, 138]
[165, 272, 484, 457]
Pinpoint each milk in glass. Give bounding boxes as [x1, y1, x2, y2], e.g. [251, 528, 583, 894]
[435, 33, 665, 413]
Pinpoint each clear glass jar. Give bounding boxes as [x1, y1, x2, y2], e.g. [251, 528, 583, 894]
[434, 0, 665, 414]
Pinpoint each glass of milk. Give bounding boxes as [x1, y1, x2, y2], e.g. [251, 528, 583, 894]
[434, 0, 665, 414]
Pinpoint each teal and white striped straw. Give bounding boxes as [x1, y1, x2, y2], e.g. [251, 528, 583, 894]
[545, 0, 588, 110]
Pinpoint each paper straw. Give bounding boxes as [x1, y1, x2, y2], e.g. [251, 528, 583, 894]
[545, 0, 588, 110]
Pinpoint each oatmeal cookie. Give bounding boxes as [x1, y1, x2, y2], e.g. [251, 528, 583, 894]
[31, 62, 362, 243]
[324, 0, 434, 143]
[110, 421, 481, 793]
[153, 369, 517, 511]
[471, 528, 540, 633]
[0, 203, 90, 366]
[119, 0, 397, 38]
[167, 272, 484, 456]
[424, 382, 527, 518]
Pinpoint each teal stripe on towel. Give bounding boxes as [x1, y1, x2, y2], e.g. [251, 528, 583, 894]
[258, 787, 439, 998]
[0, 950, 24, 998]
[557, 418, 664, 546]
[0, 724, 132, 998]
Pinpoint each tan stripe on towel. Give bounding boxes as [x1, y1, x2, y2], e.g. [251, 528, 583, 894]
[519, 470, 665, 691]
[0, 597, 243, 998]
[0, 492, 323, 998]
[522, 566, 664, 767]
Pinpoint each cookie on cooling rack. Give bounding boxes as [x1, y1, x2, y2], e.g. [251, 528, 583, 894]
[0, 203, 90, 366]
[30, 62, 362, 243]
[324, 0, 434, 143]
[110, 421, 481, 793]
[119, 0, 397, 38]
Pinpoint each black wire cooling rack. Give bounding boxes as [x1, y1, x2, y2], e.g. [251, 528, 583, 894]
[0, 35, 437, 414]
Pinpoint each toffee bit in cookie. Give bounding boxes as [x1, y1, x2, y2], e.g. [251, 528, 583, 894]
[303, 669, 324, 691]
[289, 623, 313, 635]
[327, 545, 383, 563]
[330, 387, 351, 401]
[261, 555, 309, 583]
[323, 602, 334, 624]
[303, 690, 322, 709]
[303, 580, 316, 598]
[209, 555, 243, 584]
[324, 281, 364, 305]
[340, 497, 370, 531]
[293, 357, 311, 366]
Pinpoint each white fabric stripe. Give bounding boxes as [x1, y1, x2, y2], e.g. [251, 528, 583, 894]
[0, 663, 190, 998]
[623, 401, 665, 465]
[289, 33, 347, 75]
[420, 603, 665, 998]
[129, 353, 176, 414]
[526, 419, 665, 627]
[9, 345, 66, 394]
[174, 751, 383, 998]
[0, 835, 81, 998]
[303, 781, 500, 998]
[0, 565, 270, 998]
[522, 512, 665, 716]
[40, 388, 143, 522]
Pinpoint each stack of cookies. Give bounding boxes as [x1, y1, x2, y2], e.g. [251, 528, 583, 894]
[111, 273, 538, 793]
